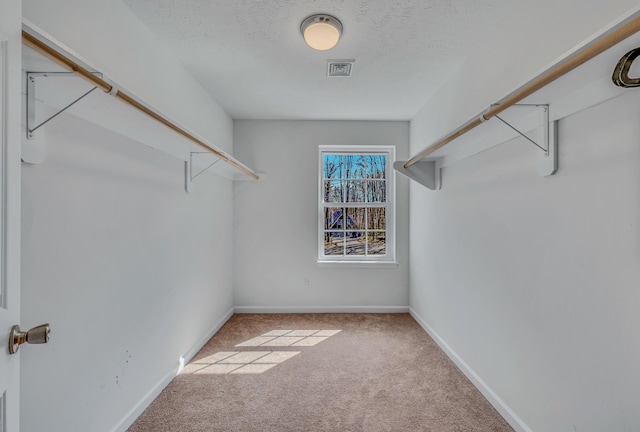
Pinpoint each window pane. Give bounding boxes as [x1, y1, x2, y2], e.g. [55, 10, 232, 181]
[367, 233, 386, 255]
[367, 180, 386, 202]
[325, 208, 344, 230]
[367, 208, 386, 230]
[344, 155, 365, 179]
[345, 232, 366, 255]
[324, 154, 343, 179]
[345, 180, 365, 203]
[366, 155, 386, 179]
[324, 180, 343, 202]
[324, 232, 344, 255]
[346, 208, 366, 230]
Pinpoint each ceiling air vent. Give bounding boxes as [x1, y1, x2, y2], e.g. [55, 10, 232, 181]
[327, 60, 354, 77]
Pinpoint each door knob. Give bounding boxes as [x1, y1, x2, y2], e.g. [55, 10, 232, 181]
[8, 323, 50, 354]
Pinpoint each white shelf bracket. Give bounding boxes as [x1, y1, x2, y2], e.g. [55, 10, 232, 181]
[25, 72, 99, 140]
[185, 152, 221, 193]
[494, 104, 557, 177]
[538, 117, 558, 177]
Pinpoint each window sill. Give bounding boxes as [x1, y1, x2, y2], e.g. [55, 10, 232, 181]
[317, 260, 399, 269]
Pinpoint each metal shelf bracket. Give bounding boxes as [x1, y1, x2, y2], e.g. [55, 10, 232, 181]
[493, 104, 557, 177]
[26, 72, 100, 140]
[185, 152, 221, 193]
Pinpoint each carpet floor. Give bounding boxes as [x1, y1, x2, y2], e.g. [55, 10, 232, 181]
[128, 313, 513, 431]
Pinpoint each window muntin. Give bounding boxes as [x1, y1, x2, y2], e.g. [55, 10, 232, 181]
[318, 147, 395, 262]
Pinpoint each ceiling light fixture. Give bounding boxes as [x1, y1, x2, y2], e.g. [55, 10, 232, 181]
[300, 14, 342, 51]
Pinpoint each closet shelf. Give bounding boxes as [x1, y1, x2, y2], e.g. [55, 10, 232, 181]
[398, 10, 640, 189]
[21, 24, 259, 182]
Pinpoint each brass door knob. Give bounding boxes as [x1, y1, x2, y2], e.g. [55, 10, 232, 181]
[9, 324, 50, 354]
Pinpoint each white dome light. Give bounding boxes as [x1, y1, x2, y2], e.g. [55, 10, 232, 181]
[301, 14, 343, 51]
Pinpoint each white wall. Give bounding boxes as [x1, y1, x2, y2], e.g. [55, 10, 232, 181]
[19, 3, 238, 431]
[21, 114, 234, 432]
[410, 89, 640, 432]
[233, 120, 409, 311]
[408, 3, 640, 430]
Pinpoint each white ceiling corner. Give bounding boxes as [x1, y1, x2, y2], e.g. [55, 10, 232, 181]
[122, 0, 515, 121]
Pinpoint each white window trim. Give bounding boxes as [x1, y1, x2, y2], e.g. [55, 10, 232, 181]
[317, 145, 396, 265]
[317, 260, 399, 269]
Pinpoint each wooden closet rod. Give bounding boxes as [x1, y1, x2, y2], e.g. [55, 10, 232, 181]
[404, 13, 640, 169]
[22, 30, 259, 180]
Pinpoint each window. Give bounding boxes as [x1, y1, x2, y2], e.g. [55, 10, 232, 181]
[318, 146, 395, 263]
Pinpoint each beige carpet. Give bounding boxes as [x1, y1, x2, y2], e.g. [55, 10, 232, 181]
[128, 313, 513, 432]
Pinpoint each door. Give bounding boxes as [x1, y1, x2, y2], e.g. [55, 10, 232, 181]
[0, 0, 22, 430]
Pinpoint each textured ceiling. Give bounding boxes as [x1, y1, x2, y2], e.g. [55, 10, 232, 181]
[123, 0, 514, 120]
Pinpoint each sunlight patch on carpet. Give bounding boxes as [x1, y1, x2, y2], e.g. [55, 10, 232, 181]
[182, 330, 342, 376]
[236, 336, 277, 347]
[184, 351, 301, 375]
[232, 364, 277, 374]
[292, 336, 328, 346]
[261, 336, 305, 346]
[219, 351, 270, 364]
[235, 329, 341, 347]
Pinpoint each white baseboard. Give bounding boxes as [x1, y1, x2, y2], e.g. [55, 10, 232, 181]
[234, 305, 410, 314]
[112, 307, 235, 432]
[409, 308, 533, 432]
[181, 307, 235, 365]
